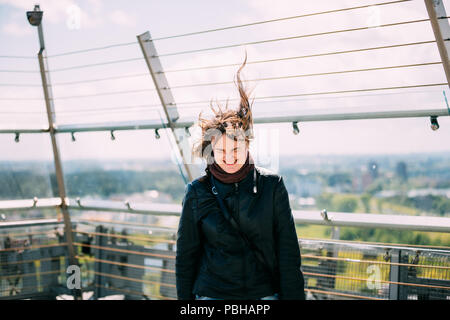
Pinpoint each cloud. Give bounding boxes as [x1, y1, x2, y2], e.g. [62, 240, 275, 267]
[1, 21, 33, 36]
[0, 0, 105, 29]
[0, 0, 74, 24]
[108, 9, 136, 28]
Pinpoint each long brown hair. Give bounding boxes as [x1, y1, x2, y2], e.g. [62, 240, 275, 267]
[192, 52, 255, 165]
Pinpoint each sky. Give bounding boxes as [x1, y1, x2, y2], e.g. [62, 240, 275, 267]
[1, 0, 450, 170]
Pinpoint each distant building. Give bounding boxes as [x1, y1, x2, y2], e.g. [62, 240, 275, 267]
[290, 174, 322, 197]
[396, 161, 408, 181]
[368, 160, 379, 179]
[362, 171, 373, 191]
[297, 197, 316, 208]
[351, 175, 361, 193]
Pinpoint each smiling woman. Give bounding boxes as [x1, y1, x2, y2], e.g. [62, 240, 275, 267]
[175, 52, 306, 300]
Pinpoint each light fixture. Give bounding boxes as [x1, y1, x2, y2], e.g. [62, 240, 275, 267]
[320, 209, 331, 222]
[32, 197, 38, 208]
[430, 116, 439, 131]
[292, 121, 299, 135]
[26, 5, 43, 27]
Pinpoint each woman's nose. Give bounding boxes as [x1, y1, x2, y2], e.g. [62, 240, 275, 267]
[224, 153, 236, 164]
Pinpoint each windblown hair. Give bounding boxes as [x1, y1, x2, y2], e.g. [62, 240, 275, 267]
[192, 52, 255, 165]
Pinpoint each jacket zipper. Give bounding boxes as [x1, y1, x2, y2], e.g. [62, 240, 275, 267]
[235, 182, 247, 297]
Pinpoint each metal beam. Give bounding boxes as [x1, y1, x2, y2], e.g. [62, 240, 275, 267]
[425, 0, 450, 89]
[253, 107, 449, 123]
[66, 198, 181, 216]
[2, 197, 450, 233]
[31, 4, 81, 299]
[0, 128, 49, 134]
[0, 197, 61, 213]
[55, 119, 193, 133]
[292, 210, 450, 233]
[0, 218, 63, 230]
[73, 220, 176, 233]
[137, 31, 202, 182]
[1, 107, 447, 135]
[298, 238, 450, 253]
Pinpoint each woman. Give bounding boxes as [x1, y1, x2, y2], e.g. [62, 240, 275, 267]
[175, 55, 305, 300]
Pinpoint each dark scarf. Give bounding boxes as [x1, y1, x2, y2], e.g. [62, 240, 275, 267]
[206, 152, 254, 184]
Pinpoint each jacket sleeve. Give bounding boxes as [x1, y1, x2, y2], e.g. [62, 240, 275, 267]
[175, 182, 202, 300]
[273, 176, 306, 300]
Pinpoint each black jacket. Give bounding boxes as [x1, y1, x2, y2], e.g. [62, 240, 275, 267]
[175, 166, 305, 300]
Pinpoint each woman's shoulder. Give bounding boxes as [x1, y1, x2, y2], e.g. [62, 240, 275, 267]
[185, 174, 210, 197]
[255, 166, 282, 184]
[255, 165, 277, 177]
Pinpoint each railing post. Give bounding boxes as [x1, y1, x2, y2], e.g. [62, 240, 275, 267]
[425, 0, 450, 89]
[389, 249, 400, 300]
[137, 31, 202, 182]
[331, 226, 340, 240]
[29, 4, 82, 299]
[398, 250, 410, 300]
[94, 225, 105, 299]
[389, 249, 409, 300]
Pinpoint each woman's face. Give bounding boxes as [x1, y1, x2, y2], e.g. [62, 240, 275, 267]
[212, 133, 248, 174]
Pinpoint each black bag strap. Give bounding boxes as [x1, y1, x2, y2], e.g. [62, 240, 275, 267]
[209, 174, 278, 290]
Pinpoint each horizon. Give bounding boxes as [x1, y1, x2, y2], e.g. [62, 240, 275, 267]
[1, 148, 450, 162]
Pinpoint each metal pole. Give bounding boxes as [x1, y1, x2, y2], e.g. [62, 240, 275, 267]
[389, 249, 400, 300]
[137, 31, 202, 182]
[31, 5, 82, 299]
[1, 107, 449, 135]
[425, 0, 450, 88]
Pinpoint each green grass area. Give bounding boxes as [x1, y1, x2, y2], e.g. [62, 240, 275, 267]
[295, 224, 333, 239]
[296, 222, 450, 247]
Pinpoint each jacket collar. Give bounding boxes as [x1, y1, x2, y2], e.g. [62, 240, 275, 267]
[209, 166, 256, 198]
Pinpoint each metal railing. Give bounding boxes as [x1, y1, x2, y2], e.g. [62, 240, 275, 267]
[2, 197, 450, 233]
[1, 207, 449, 300]
[0, 220, 71, 299]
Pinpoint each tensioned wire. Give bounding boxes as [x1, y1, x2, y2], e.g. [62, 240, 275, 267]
[152, 18, 436, 58]
[0, 87, 444, 115]
[0, 39, 431, 87]
[0, 64, 444, 101]
[74, 247, 449, 291]
[0, 83, 447, 115]
[1, 40, 435, 88]
[3, 18, 433, 75]
[54, 61, 437, 93]
[0, 2, 445, 117]
[38, 0, 413, 59]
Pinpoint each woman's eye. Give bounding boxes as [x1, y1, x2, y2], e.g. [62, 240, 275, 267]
[214, 148, 242, 156]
